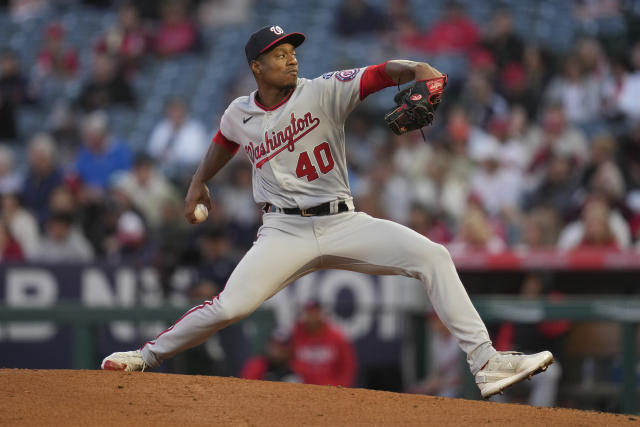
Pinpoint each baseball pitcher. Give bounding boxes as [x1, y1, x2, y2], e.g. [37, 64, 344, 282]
[102, 26, 553, 399]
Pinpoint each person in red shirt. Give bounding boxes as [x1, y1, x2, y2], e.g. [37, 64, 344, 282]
[35, 22, 79, 80]
[400, 2, 479, 55]
[153, 0, 199, 58]
[0, 220, 24, 262]
[290, 301, 357, 387]
[95, 2, 151, 76]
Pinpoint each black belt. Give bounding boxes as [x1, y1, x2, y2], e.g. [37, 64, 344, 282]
[263, 201, 350, 216]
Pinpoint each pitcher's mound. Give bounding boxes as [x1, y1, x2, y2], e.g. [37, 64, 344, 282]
[1, 369, 637, 426]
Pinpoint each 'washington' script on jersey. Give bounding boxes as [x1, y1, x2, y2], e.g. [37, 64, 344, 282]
[245, 112, 320, 168]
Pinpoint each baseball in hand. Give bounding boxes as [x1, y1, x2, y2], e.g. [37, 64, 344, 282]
[193, 203, 209, 223]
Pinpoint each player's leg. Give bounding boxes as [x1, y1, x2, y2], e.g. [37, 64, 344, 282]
[316, 212, 494, 372]
[102, 214, 321, 371]
[316, 212, 553, 397]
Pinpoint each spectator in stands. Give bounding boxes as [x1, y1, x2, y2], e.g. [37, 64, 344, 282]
[544, 54, 602, 129]
[46, 101, 80, 163]
[34, 22, 79, 82]
[334, 0, 388, 38]
[615, 40, 640, 121]
[517, 44, 553, 119]
[354, 188, 386, 220]
[557, 194, 630, 250]
[112, 153, 180, 230]
[153, 0, 200, 58]
[75, 53, 136, 112]
[241, 331, 300, 383]
[9, 0, 49, 23]
[527, 104, 589, 178]
[0, 145, 22, 194]
[494, 273, 567, 407]
[515, 207, 561, 251]
[407, 315, 464, 398]
[481, 7, 524, 69]
[290, 301, 357, 387]
[48, 182, 75, 209]
[73, 111, 133, 192]
[574, 198, 621, 250]
[523, 153, 580, 220]
[602, 54, 635, 122]
[108, 209, 155, 262]
[32, 210, 94, 262]
[412, 148, 468, 224]
[468, 137, 523, 218]
[197, 0, 253, 29]
[1, 192, 39, 258]
[407, 203, 452, 244]
[95, 2, 151, 77]
[502, 106, 542, 173]
[447, 203, 507, 254]
[399, 1, 479, 55]
[147, 96, 209, 184]
[20, 133, 64, 228]
[580, 134, 626, 207]
[0, 219, 24, 261]
[575, 37, 609, 83]
[362, 159, 412, 224]
[0, 49, 32, 141]
[485, 113, 527, 175]
[462, 71, 509, 129]
[443, 106, 476, 182]
[391, 131, 433, 182]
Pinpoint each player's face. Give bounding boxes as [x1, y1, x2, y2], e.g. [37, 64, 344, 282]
[254, 43, 298, 89]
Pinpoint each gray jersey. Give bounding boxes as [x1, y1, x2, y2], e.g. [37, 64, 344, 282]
[218, 68, 367, 209]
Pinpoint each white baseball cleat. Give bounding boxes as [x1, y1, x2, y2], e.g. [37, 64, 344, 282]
[101, 350, 148, 372]
[475, 350, 554, 399]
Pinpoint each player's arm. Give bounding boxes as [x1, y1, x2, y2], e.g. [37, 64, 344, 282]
[384, 60, 443, 85]
[358, 60, 444, 103]
[184, 131, 238, 224]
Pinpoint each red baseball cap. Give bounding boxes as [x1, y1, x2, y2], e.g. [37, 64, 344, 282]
[245, 25, 305, 63]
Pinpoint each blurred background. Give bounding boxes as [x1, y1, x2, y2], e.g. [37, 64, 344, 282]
[0, 0, 639, 415]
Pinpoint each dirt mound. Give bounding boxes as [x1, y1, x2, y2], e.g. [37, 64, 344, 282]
[1, 369, 638, 426]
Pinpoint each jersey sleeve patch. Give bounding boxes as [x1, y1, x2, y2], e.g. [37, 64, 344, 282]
[335, 68, 360, 82]
[322, 71, 335, 79]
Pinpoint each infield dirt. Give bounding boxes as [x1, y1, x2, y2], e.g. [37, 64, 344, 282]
[0, 369, 638, 426]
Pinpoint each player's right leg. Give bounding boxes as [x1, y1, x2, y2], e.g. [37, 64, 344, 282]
[102, 213, 321, 371]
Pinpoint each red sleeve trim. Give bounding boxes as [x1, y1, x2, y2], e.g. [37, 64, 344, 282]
[213, 129, 240, 154]
[359, 61, 397, 100]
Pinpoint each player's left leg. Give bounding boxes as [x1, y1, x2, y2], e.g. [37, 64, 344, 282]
[315, 211, 553, 397]
[102, 213, 322, 371]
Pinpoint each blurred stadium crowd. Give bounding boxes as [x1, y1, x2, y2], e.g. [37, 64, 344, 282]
[1, 0, 640, 268]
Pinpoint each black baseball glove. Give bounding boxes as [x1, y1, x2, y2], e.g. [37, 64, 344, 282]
[384, 75, 447, 135]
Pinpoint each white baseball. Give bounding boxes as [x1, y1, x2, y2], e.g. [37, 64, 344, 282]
[193, 203, 209, 223]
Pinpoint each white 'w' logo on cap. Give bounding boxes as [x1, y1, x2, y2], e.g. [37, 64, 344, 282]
[270, 26, 284, 35]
